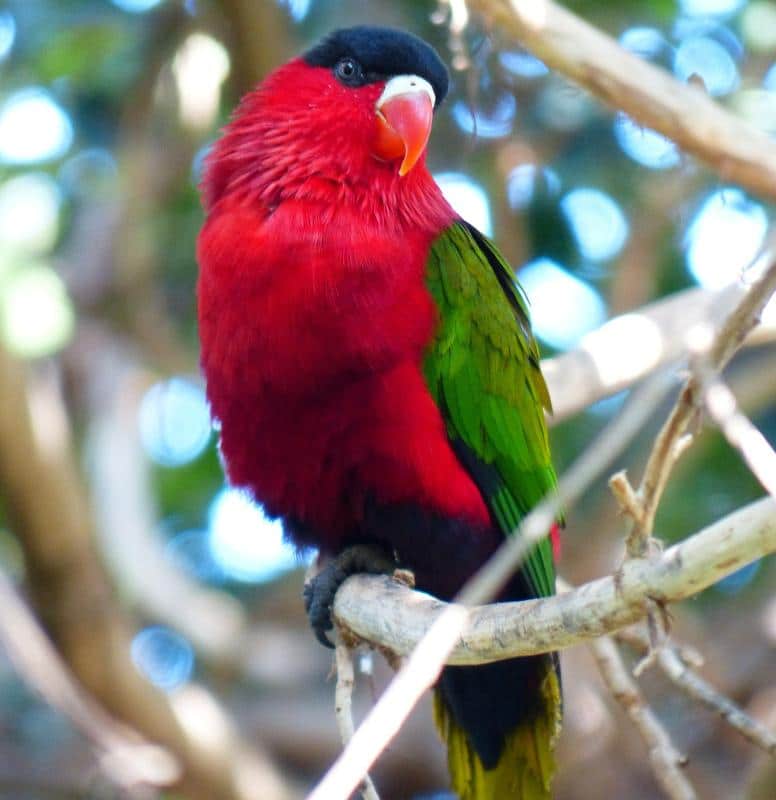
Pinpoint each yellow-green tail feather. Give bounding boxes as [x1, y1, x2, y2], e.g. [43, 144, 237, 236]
[433, 663, 562, 800]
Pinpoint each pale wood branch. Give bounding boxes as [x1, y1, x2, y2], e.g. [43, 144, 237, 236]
[334, 640, 380, 800]
[620, 243, 776, 558]
[0, 568, 178, 795]
[618, 629, 776, 757]
[333, 497, 776, 664]
[466, 0, 776, 202]
[591, 636, 695, 800]
[700, 376, 776, 500]
[0, 344, 294, 800]
[541, 284, 776, 424]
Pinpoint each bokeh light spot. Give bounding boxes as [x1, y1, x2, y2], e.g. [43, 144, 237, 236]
[518, 258, 606, 350]
[499, 50, 548, 79]
[537, 79, 592, 131]
[173, 33, 230, 130]
[111, 0, 165, 12]
[60, 149, 119, 199]
[561, 188, 629, 262]
[0, 89, 73, 165]
[1, 266, 74, 357]
[434, 172, 493, 236]
[742, 2, 776, 52]
[674, 37, 739, 96]
[685, 189, 768, 289]
[714, 560, 760, 595]
[0, 11, 15, 61]
[208, 488, 303, 583]
[506, 164, 561, 210]
[0, 173, 61, 254]
[614, 113, 681, 170]
[619, 27, 671, 61]
[131, 626, 194, 691]
[581, 314, 663, 388]
[139, 378, 212, 468]
[765, 62, 776, 92]
[731, 89, 776, 134]
[451, 91, 516, 139]
[166, 529, 225, 583]
[278, 0, 313, 22]
[679, 0, 746, 16]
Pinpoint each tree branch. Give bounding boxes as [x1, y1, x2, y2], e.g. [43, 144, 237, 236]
[590, 636, 695, 800]
[540, 284, 776, 424]
[0, 567, 178, 795]
[617, 242, 776, 559]
[465, 0, 776, 202]
[333, 497, 775, 664]
[700, 375, 776, 499]
[334, 639, 380, 800]
[618, 629, 776, 757]
[0, 345, 294, 800]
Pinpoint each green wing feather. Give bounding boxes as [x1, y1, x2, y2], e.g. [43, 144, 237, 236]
[423, 220, 558, 599]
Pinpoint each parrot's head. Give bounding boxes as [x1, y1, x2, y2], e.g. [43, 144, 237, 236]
[202, 26, 450, 216]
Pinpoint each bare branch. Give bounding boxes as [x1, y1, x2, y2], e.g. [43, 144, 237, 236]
[622, 244, 776, 558]
[591, 636, 695, 800]
[619, 629, 776, 757]
[0, 568, 178, 794]
[466, 0, 776, 202]
[308, 602, 471, 800]
[0, 344, 294, 800]
[701, 377, 776, 499]
[658, 647, 776, 756]
[334, 640, 380, 800]
[542, 284, 776, 424]
[333, 497, 776, 664]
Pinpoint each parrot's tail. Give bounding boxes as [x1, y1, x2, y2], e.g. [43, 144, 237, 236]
[433, 653, 561, 800]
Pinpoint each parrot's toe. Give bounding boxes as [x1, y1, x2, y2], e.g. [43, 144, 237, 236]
[303, 543, 397, 648]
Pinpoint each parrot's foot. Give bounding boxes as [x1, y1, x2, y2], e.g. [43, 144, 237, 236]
[303, 544, 396, 648]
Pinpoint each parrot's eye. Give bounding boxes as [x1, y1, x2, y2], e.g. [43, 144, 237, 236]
[334, 57, 364, 86]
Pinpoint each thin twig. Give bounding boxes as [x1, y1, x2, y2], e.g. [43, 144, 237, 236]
[591, 636, 696, 800]
[622, 243, 776, 559]
[700, 376, 776, 500]
[618, 629, 776, 757]
[334, 639, 380, 800]
[465, 0, 776, 202]
[658, 648, 776, 757]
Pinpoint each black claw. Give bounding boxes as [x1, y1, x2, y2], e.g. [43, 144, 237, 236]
[303, 544, 396, 648]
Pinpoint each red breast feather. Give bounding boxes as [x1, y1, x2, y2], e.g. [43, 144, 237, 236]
[197, 59, 490, 551]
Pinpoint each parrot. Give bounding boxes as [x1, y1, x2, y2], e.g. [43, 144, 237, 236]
[197, 25, 562, 800]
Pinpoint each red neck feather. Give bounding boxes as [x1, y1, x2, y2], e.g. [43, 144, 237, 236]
[201, 59, 455, 235]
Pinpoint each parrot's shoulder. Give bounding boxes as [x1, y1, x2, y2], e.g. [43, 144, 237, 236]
[426, 220, 552, 414]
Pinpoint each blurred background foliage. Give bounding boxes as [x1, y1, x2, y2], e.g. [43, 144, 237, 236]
[0, 0, 774, 798]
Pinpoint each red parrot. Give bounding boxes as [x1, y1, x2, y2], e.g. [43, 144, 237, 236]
[197, 26, 561, 799]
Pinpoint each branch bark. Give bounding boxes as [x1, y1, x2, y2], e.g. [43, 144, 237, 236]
[333, 497, 776, 664]
[618, 629, 776, 757]
[0, 345, 293, 800]
[466, 0, 776, 202]
[540, 283, 776, 423]
[590, 636, 695, 800]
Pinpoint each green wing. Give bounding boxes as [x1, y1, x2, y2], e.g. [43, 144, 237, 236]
[423, 220, 558, 599]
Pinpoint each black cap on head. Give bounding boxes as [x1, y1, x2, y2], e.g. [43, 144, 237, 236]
[303, 26, 449, 107]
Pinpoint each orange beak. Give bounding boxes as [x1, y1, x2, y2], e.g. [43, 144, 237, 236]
[374, 89, 434, 177]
